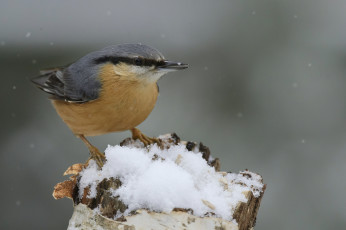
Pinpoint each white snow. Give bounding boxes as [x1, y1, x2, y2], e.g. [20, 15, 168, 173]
[226, 171, 264, 198]
[78, 142, 263, 221]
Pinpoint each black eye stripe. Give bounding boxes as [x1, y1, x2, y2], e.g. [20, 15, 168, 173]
[134, 57, 143, 66]
[94, 56, 163, 67]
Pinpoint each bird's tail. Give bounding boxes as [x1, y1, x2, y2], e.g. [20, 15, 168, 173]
[31, 67, 66, 98]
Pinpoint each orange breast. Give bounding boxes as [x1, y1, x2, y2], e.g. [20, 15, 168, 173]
[52, 63, 158, 136]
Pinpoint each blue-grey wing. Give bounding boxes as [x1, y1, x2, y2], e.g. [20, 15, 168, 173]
[31, 67, 100, 103]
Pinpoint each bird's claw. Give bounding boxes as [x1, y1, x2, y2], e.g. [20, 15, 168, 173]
[87, 145, 105, 168]
[131, 128, 161, 146]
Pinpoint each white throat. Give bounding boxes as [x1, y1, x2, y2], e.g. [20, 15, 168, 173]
[129, 65, 167, 82]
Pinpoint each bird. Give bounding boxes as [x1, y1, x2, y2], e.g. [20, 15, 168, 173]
[31, 44, 188, 167]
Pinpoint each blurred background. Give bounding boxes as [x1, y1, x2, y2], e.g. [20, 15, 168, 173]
[1, 0, 346, 229]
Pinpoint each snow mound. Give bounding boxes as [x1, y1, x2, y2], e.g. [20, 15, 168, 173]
[78, 142, 263, 221]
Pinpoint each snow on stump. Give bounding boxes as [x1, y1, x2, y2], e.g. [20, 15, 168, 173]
[53, 133, 266, 230]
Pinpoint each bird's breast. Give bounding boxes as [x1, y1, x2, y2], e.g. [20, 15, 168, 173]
[52, 63, 159, 136]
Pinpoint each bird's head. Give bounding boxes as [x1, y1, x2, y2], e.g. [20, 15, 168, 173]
[71, 44, 188, 84]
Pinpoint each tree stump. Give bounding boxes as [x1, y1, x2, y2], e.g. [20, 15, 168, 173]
[53, 133, 266, 230]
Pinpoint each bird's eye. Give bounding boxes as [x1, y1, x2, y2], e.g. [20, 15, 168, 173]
[134, 57, 143, 66]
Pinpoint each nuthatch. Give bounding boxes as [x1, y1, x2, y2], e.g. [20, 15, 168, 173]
[31, 44, 188, 167]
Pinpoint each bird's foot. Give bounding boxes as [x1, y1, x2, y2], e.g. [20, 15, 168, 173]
[77, 134, 105, 168]
[87, 145, 106, 168]
[131, 128, 161, 146]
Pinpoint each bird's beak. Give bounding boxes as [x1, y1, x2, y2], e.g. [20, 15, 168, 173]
[157, 61, 188, 72]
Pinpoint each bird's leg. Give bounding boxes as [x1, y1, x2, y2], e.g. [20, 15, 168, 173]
[131, 128, 160, 146]
[77, 134, 105, 168]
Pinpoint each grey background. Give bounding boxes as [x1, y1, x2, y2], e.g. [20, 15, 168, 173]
[1, 0, 346, 229]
